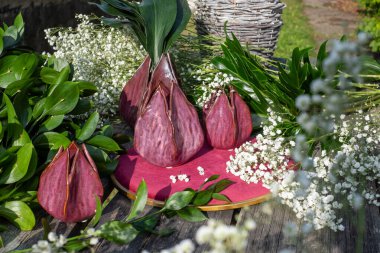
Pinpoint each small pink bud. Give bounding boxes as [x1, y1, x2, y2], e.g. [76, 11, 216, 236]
[37, 142, 103, 223]
[203, 89, 252, 149]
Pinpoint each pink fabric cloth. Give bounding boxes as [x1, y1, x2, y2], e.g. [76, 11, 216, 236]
[114, 139, 274, 205]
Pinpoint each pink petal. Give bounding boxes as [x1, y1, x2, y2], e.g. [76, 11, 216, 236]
[170, 82, 204, 164]
[204, 93, 237, 149]
[134, 87, 179, 167]
[65, 145, 103, 222]
[120, 57, 151, 127]
[231, 91, 253, 146]
[37, 147, 69, 222]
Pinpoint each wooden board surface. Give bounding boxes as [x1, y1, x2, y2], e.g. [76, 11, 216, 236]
[1, 179, 380, 253]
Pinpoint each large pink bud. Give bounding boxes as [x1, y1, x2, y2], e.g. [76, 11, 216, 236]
[37, 142, 104, 223]
[134, 54, 204, 167]
[203, 89, 252, 149]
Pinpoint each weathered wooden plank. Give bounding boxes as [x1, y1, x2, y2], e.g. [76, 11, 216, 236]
[95, 207, 234, 253]
[246, 200, 296, 253]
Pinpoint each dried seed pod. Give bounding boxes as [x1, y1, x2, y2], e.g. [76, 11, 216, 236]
[37, 142, 103, 223]
[204, 89, 252, 149]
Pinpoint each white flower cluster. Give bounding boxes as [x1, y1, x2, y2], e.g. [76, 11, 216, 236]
[195, 219, 255, 253]
[170, 174, 190, 183]
[277, 111, 380, 231]
[226, 107, 294, 186]
[154, 215, 256, 253]
[45, 14, 145, 121]
[179, 64, 233, 108]
[31, 232, 67, 253]
[160, 239, 195, 253]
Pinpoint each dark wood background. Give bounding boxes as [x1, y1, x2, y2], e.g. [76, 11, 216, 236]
[0, 0, 102, 52]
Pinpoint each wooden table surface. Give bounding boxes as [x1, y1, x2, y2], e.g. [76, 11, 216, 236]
[1, 177, 380, 253]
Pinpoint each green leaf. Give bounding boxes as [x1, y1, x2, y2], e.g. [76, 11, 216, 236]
[37, 115, 65, 134]
[99, 221, 139, 244]
[0, 54, 38, 89]
[177, 207, 207, 222]
[44, 82, 79, 115]
[100, 125, 114, 138]
[0, 36, 3, 55]
[77, 81, 98, 96]
[85, 144, 118, 174]
[69, 99, 93, 115]
[40, 66, 70, 85]
[0, 201, 35, 230]
[5, 78, 34, 96]
[164, 0, 191, 52]
[87, 196, 103, 228]
[212, 193, 231, 203]
[19, 146, 38, 183]
[192, 189, 213, 206]
[86, 135, 121, 152]
[3, 94, 31, 146]
[33, 132, 71, 149]
[126, 180, 148, 221]
[14, 13, 24, 33]
[198, 174, 220, 190]
[208, 179, 235, 193]
[77, 111, 99, 141]
[32, 98, 46, 119]
[13, 92, 32, 128]
[139, 0, 177, 66]
[164, 190, 195, 211]
[0, 143, 33, 184]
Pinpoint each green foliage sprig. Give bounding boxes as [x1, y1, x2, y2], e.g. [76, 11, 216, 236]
[95, 0, 191, 67]
[0, 15, 121, 232]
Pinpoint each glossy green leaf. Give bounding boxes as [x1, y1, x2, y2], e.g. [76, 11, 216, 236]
[0, 143, 33, 185]
[85, 144, 118, 174]
[3, 94, 31, 146]
[126, 180, 148, 221]
[77, 81, 98, 96]
[212, 193, 231, 203]
[32, 97, 46, 119]
[77, 111, 99, 141]
[19, 146, 38, 183]
[37, 115, 65, 134]
[164, 190, 195, 211]
[40, 65, 70, 85]
[177, 207, 207, 222]
[139, 0, 177, 66]
[198, 174, 220, 190]
[0, 54, 38, 89]
[99, 221, 139, 244]
[164, 0, 191, 52]
[69, 99, 94, 115]
[13, 92, 32, 128]
[33, 132, 71, 149]
[208, 179, 235, 193]
[0, 201, 35, 230]
[192, 189, 213, 206]
[14, 13, 24, 33]
[0, 36, 3, 55]
[86, 135, 121, 152]
[100, 125, 114, 138]
[87, 196, 103, 228]
[4, 78, 34, 96]
[44, 82, 79, 115]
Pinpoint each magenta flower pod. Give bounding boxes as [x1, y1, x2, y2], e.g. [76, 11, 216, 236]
[37, 142, 104, 223]
[134, 54, 204, 167]
[119, 57, 151, 127]
[203, 89, 252, 149]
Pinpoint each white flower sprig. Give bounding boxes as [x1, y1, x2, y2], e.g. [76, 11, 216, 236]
[45, 14, 145, 123]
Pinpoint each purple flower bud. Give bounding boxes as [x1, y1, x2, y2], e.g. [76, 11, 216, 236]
[203, 89, 252, 149]
[37, 142, 103, 223]
[134, 54, 204, 167]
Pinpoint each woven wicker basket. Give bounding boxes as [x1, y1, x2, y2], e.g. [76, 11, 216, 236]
[195, 0, 285, 57]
